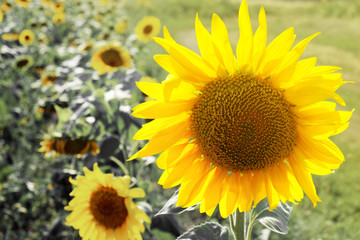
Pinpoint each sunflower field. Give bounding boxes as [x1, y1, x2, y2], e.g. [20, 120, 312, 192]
[0, 0, 359, 240]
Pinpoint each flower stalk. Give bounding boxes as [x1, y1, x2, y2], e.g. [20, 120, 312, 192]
[230, 209, 246, 240]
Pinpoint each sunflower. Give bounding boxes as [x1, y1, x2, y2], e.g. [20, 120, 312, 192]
[1, 2, 12, 12]
[2, 33, 19, 41]
[52, 2, 64, 13]
[91, 42, 131, 75]
[115, 19, 128, 34]
[134, 16, 161, 43]
[65, 163, 151, 240]
[129, 0, 352, 218]
[14, 55, 33, 70]
[41, 72, 57, 85]
[39, 138, 100, 158]
[52, 12, 66, 24]
[19, 29, 34, 45]
[15, 0, 30, 8]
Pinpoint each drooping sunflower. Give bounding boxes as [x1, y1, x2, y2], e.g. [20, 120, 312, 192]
[65, 163, 151, 240]
[91, 42, 131, 75]
[2, 33, 19, 41]
[134, 16, 161, 43]
[129, 0, 352, 218]
[15, 0, 30, 8]
[39, 138, 100, 158]
[19, 29, 35, 45]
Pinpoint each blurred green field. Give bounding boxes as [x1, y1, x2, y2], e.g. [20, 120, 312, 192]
[144, 0, 360, 239]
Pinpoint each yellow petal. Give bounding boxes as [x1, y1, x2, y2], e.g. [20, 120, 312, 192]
[195, 13, 225, 75]
[136, 81, 163, 100]
[236, 0, 253, 70]
[219, 173, 241, 218]
[252, 7, 267, 73]
[128, 121, 189, 160]
[153, 37, 217, 79]
[259, 27, 295, 76]
[131, 100, 195, 119]
[211, 13, 236, 74]
[289, 148, 321, 206]
[133, 112, 189, 140]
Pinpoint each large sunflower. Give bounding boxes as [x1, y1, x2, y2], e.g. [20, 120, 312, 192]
[134, 16, 161, 43]
[91, 42, 131, 75]
[129, 0, 352, 218]
[65, 163, 151, 240]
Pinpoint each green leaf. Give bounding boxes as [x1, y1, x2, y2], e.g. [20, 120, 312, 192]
[155, 189, 199, 216]
[98, 135, 120, 159]
[252, 199, 292, 235]
[176, 222, 230, 240]
[54, 105, 72, 126]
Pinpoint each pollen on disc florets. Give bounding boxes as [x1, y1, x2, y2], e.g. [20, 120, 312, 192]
[90, 186, 128, 229]
[190, 73, 298, 173]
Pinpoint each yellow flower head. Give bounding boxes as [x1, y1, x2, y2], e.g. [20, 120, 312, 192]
[115, 19, 128, 34]
[52, 12, 66, 24]
[19, 29, 34, 45]
[15, 0, 30, 8]
[129, 0, 352, 218]
[1, 2, 13, 12]
[41, 72, 57, 85]
[14, 55, 33, 70]
[91, 42, 131, 75]
[65, 163, 151, 240]
[39, 138, 100, 158]
[0, 10, 3, 23]
[52, 2, 64, 13]
[2, 33, 19, 41]
[134, 16, 161, 43]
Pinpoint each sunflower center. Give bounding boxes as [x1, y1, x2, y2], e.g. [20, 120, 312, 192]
[16, 59, 29, 67]
[101, 49, 123, 67]
[90, 186, 128, 229]
[143, 25, 153, 34]
[25, 35, 30, 41]
[190, 73, 297, 173]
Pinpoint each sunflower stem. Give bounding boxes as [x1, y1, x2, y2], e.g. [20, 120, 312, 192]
[230, 209, 246, 240]
[110, 156, 129, 176]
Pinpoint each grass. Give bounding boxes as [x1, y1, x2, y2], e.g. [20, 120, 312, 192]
[148, 0, 360, 239]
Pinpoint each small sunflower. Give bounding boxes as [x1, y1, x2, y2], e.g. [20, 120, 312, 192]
[39, 138, 100, 158]
[15, 0, 30, 8]
[115, 19, 128, 34]
[52, 2, 64, 13]
[19, 29, 35, 45]
[1, 2, 12, 12]
[129, 0, 352, 218]
[134, 16, 161, 43]
[14, 55, 33, 70]
[41, 72, 57, 85]
[91, 42, 131, 75]
[65, 163, 151, 240]
[52, 12, 66, 24]
[2, 33, 19, 41]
